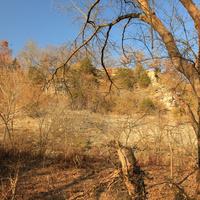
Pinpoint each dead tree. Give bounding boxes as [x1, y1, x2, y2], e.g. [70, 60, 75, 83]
[117, 142, 147, 199]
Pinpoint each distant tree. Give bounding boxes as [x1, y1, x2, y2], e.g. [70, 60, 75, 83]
[116, 68, 136, 90]
[66, 57, 100, 110]
[0, 68, 34, 146]
[18, 41, 70, 86]
[18, 41, 41, 68]
[28, 66, 46, 85]
[0, 40, 13, 68]
[78, 56, 96, 75]
[134, 64, 151, 88]
[12, 58, 21, 69]
[138, 71, 151, 88]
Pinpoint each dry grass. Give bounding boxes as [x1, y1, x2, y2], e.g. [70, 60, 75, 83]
[0, 137, 198, 200]
[0, 110, 198, 199]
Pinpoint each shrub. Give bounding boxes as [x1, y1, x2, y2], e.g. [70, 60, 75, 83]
[24, 102, 47, 118]
[138, 71, 151, 88]
[75, 56, 96, 75]
[113, 91, 139, 114]
[28, 66, 45, 84]
[140, 98, 156, 112]
[134, 64, 151, 88]
[115, 68, 136, 90]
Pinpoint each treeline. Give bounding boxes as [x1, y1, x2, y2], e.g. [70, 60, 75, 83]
[0, 41, 165, 118]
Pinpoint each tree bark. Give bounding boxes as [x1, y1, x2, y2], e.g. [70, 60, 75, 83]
[195, 134, 200, 196]
[179, 0, 200, 30]
[117, 142, 147, 200]
[137, 0, 198, 82]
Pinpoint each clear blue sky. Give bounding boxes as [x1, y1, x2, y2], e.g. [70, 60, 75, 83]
[0, 0, 197, 60]
[0, 0, 80, 56]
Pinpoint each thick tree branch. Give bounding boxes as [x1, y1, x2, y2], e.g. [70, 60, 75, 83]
[179, 0, 200, 30]
[180, 0, 200, 77]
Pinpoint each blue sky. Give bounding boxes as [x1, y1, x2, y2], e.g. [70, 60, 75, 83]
[0, 0, 80, 56]
[0, 0, 197, 61]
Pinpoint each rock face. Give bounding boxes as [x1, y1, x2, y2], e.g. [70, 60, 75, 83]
[147, 70, 158, 86]
[147, 70, 176, 110]
[154, 85, 176, 109]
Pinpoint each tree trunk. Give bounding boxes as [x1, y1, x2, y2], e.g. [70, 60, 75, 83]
[195, 133, 200, 197]
[117, 142, 147, 200]
[198, 136, 200, 169]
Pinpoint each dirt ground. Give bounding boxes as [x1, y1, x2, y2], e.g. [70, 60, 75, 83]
[0, 111, 198, 199]
[0, 145, 198, 200]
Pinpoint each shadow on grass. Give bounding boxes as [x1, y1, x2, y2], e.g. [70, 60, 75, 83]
[28, 172, 95, 200]
[0, 144, 110, 178]
[0, 143, 114, 200]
